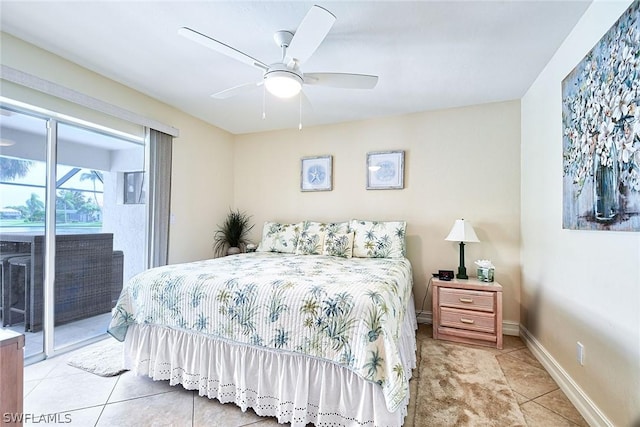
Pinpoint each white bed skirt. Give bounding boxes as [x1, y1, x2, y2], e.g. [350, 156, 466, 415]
[123, 296, 417, 427]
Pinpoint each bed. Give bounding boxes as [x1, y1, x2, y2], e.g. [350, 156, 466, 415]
[108, 220, 417, 426]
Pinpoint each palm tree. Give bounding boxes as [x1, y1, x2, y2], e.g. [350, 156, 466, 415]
[80, 170, 103, 207]
[0, 156, 32, 181]
[57, 191, 74, 223]
[25, 193, 45, 222]
[56, 190, 84, 223]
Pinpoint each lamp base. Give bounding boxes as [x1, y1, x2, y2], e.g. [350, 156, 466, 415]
[456, 242, 468, 279]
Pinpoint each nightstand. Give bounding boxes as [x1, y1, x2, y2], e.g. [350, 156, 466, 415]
[0, 329, 24, 423]
[432, 277, 503, 349]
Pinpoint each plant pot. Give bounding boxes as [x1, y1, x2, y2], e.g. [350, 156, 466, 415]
[227, 246, 241, 256]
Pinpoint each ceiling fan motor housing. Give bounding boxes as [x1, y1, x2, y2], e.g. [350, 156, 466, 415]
[273, 30, 294, 49]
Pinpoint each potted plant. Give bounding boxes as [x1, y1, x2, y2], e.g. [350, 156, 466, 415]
[213, 209, 254, 257]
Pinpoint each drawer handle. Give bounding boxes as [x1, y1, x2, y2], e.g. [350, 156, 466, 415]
[460, 318, 475, 324]
[459, 298, 474, 303]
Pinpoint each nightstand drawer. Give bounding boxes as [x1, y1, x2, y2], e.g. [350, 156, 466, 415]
[440, 307, 496, 334]
[439, 287, 495, 312]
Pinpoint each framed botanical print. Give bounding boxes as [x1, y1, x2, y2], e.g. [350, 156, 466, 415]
[301, 155, 332, 191]
[367, 150, 404, 190]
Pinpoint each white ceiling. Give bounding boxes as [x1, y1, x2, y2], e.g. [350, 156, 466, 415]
[0, 1, 591, 135]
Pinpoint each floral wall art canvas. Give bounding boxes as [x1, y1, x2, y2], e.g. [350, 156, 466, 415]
[562, 0, 640, 231]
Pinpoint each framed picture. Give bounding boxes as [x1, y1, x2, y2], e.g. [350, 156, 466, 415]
[562, 1, 639, 231]
[301, 155, 332, 191]
[367, 150, 404, 190]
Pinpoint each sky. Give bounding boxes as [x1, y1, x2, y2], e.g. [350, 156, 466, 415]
[0, 161, 103, 209]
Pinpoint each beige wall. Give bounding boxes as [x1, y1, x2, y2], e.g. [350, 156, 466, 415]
[0, 34, 522, 326]
[0, 33, 235, 264]
[521, 1, 640, 425]
[233, 101, 522, 326]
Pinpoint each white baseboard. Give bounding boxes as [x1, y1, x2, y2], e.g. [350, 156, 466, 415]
[502, 320, 520, 336]
[415, 310, 432, 325]
[519, 326, 613, 427]
[415, 311, 520, 336]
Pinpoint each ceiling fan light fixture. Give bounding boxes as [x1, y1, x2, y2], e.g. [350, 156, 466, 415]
[264, 69, 303, 98]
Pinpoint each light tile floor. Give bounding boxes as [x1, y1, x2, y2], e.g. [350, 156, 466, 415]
[21, 323, 588, 427]
[414, 324, 588, 427]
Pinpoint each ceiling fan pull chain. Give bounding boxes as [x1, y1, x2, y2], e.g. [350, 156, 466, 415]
[262, 85, 266, 120]
[299, 93, 303, 130]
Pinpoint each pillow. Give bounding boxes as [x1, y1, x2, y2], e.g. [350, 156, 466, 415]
[349, 219, 406, 258]
[301, 221, 350, 236]
[322, 232, 354, 258]
[295, 232, 325, 255]
[256, 221, 303, 253]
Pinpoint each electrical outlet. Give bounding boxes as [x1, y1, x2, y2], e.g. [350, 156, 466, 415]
[576, 342, 584, 366]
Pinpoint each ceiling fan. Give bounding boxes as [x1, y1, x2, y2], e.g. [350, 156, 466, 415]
[178, 5, 378, 100]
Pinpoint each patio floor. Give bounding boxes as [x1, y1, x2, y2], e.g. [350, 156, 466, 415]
[3, 312, 112, 360]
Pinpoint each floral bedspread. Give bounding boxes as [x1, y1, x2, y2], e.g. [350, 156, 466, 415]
[108, 252, 414, 411]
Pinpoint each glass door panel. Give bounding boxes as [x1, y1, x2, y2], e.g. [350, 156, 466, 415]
[53, 122, 147, 350]
[0, 107, 49, 358]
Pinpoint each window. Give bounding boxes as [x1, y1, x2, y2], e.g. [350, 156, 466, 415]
[123, 171, 145, 205]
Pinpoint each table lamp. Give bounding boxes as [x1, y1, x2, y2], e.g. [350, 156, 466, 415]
[445, 219, 479, 279]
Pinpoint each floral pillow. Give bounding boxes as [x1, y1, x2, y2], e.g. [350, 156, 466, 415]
[350, 219, 406, 258]
[301, 221, 350, 236]
[295, 221, 348, 255]
[256, 221, 303, 253]
[322, 232, 354, 258]
[295, 232, 325, 255]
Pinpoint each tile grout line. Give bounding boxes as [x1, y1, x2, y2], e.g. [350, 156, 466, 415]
[94, 370, 123, 425]
[102, 388, 179, 406]
[497, 346, 585, 425]
[528, 389, 584, 427]
[525, 400, 583, 427]
[22, 378, 44, 400]
[191, 389, 195, 427]
[104, 388, 178, 406]
[498, 351, 537, 369]
[493, 351, 531, 426]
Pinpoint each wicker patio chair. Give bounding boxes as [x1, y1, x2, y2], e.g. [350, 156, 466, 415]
[0, 241, 30, 326]
[26, 233, 114, 332]
[6, 256, 31, 330]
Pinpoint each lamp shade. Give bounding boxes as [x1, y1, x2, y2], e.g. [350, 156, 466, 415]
[445, 219, 480, 243]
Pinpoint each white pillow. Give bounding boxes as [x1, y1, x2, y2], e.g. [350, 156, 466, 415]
[350, 219, 406, 258]
[322, 231, 354, 258]
[256, 221, 303, 253]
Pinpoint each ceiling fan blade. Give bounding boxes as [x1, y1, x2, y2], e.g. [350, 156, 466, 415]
[211, 81, 263, 99]
[178, 27, 269, 71]
[285, 5, 336, 67]
[303, 73, 378, 89]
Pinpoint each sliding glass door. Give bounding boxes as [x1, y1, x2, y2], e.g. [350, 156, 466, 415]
[0, 104, 147, 360]
[0, 107, 49, 358]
